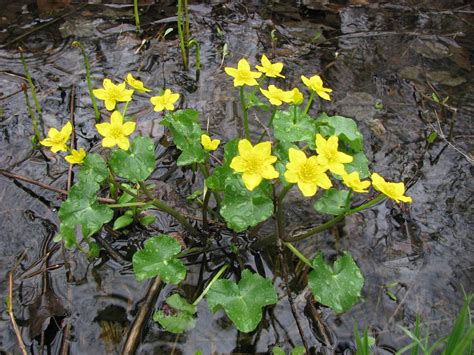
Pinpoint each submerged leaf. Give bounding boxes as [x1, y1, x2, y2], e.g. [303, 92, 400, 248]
[133, 235, 186, 284]
[109, 136, 156, 182]
[308, 253, 364, 313]
[153, 294, 197, 334]
[206, 269, 277, 333]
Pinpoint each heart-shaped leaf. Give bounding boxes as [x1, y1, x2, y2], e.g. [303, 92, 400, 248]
[206, 269, 277, 333]
[161, 109, 207, 166]
[314, 188, 351, 215]
[344, 151, 370, 179]
[109, 136, 156, 182]
[133, 235, 186, 284]
[315, 113, 363, 152]
[220, 177, 274, 232]
[77, 153, 108, 184]
[308, 253, 364, 313]
[153, 294, 197, 334]
[57, 179, 113, 246]
[273, 108, 316, 147]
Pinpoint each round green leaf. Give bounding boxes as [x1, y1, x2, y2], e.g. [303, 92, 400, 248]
[220, 177, 274, 232]
[132, 235, 186, 284]
[113, 214, 134, 230]
[109, 136, 156, 182]
[77, 153, 108, 184]
[153, 294, 197, 334]
[313, 188, 351, 216]
[344, 151, 370, 179]
[315, 113, 364, 152]
[206, 269, 277, 333]
[273, 108, 316, 147]
[308, 253, 364, 313]
[206, 139, 239, 191]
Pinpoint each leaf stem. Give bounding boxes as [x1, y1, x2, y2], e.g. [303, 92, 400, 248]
[133, 0, 140, 33]
[22, 90, 42, 144]
[192, 264, 229, 306]
[283, 242, 312, 268]
[303, 91, 315, 115]
[137, 181, 200, 237]
[240, 86, 249, 139]
[19, 50, 41, 114]
[107, 202, 148, 208]
[177, 0, 188, 70]
[72, 41, 100, 122]
[284, 194, 386, 242]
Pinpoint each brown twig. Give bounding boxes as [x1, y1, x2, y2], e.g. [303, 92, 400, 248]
[0, 169, 115, 203]
[8, 272, 28, 355]
[121, 277, 162, 354]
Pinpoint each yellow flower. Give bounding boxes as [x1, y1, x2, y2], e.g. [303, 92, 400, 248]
[40, 122, 72, 153]
[150, 89, 180, 112]
[289, 87, 304, 105]
[341, 171, 370, 193]
[255, 54, 285, 78]
[260, 85, 293, 106]
[284, 148, 332, 197]
[301, 75, 333, 101]
[371, 173, 412, 203]
[93, 78, 134, 111]
[95, 111, 136, 150]
[201, 134, 220, 151]
[230, 139, 279, 191]
[315, 134, 353, 175]
[65, 148, 86, 165]
[224, 58, 262, 87]
[126, 73, 151, 92]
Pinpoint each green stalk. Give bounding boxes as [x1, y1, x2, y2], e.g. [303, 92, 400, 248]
[177, 0, 188, 70]
[133, 0, 140, 33]
[284, 194, 386, 242]
[303, 91, 315, 115]
[283, 242, 312, 268]
[107, 202, 148, 208]
[184, 0, 190, 45]
[257, 108, 276, 143]
[198, 163, 221, 207]
[122, 100, 130, 118]
[293, 104, 298, 123]
[22, 90, 42, 144]
[137, 181, 200, 237]
[188, 39, 200, 78]
[240, 86, 249, 139]
[72, 41, 100, 122]
[192, 264, 228, 306]
[19, 50, 41, 114]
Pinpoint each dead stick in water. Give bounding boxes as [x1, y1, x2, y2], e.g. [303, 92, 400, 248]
[0, 169, 115, 203]
[121, 277, 162, 355]
[8, 269, 28, 355]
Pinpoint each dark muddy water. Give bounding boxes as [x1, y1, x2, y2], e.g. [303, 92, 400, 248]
[0, 0, 473, 354]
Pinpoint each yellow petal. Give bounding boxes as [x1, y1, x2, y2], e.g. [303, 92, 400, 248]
[260, 164, 279, 179]
[317, 90, 332, 101]
[288, 148, 307, 165]
[284, 170, 298, 183]
[315, 134, 327, 150]
[230, 156, 247, 173]
[61, 122, 72, 137]
[237, 58, 250, 72]
[102, 137, 117, 148]
[122, 121, 136, 136]
[254, 141, 272, 157]
[103, 78, 113, 89]
[104, 99, 116, 111]
[238, 139, 254, 158]
[297, 181, 317, 197]
[110, 111, 123, 126]
[117, 137, 130, 150]
[316, 172, 333, 189]
[93, 88, 107, 100]
[96, 122, 111, 137]
[224, 67, 238, 77]
[336, 151, 353, 164]
[242, 173, 262, 191]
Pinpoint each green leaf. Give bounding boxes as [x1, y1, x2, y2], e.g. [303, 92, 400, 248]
[272, 347, 285, 355]
[132, 235, 186, 283]
[315, 113, 364, 151]
[139, 215, 155, 226]
[313, 188, 351, 216]
[113, 214, 134, 230]
[161, 109, 207, 166]
[87, 241, 100, 258]
[206, 269, 277, 333]
[273, 108, 316, 147]
[206, 139, 239, 191]
[77, 153, 108, 184]
[58, 179, 113, 243]
[54, 224, 77, 249]
[274, 141, 296, 187]
[344, 151, 370, 179]
[109, 136, 156, 182]
[220, 177, 274, 232]
[117, 184, 138, 204]
[427, 131, 438, 144]
[153, 294, 197, 334]
[308, 253, 364, 313]
[244, 90, 269, 110]
[291, 346, 306, 355]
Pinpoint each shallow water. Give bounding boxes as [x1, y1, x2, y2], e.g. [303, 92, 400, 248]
[0, 0, 473, 354]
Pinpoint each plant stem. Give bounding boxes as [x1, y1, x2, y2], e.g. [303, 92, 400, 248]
[284, 194, 386, 242]
[72, 41, 100, 122]
[303, 91, 315, 115]
[293, 104, 298, 123]
[192, 264, 228, 306]
[188, 39, 200, 78]
[22, 90, 42, 143]
[122, 100, 130, 118]
[257, 108, 276, 143]
[240, 86, 249, 139]
[198, 163, 221, 207]
[133, 0, 140, 33]
[177, 0, 188, 70]
[19, 50, 41, 114]
[283, 242, 312, 268]
[184, 0, 190, 45]
[137, 181, 200, 237]
[107, 202, 148, 208]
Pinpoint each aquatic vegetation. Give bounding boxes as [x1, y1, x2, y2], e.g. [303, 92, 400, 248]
[35, 54, 413, 338]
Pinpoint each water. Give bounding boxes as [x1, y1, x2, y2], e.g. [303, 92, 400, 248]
[0, 0, 473, 353]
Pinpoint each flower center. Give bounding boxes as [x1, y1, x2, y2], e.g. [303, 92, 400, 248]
[109, 125, 124, 139]
[244, 156, 265, 174]
[298, 162, 319, 183]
